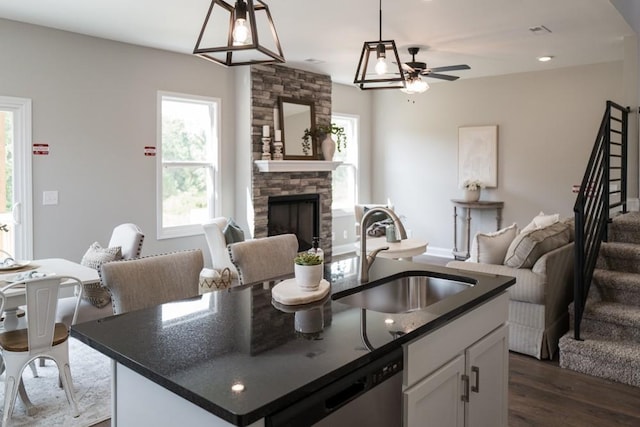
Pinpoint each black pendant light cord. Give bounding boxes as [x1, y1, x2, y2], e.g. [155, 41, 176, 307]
[378, 0, 382, 41]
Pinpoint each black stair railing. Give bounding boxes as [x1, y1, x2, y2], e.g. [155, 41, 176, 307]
[573, 100, 628, 340]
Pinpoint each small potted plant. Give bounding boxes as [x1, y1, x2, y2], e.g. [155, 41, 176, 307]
[294, 252, 323, 291]
[461, 179, 485, 202]
[302, 123, 347, 160]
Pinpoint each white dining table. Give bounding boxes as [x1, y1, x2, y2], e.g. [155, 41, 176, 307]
[0, 258, 99, 415]
[0, 258, 100, 330]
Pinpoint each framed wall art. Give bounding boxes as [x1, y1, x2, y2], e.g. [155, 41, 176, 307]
[458, 125, 498, 188]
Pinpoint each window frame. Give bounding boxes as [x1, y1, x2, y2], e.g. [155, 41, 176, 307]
[331, 113, 359, 217]
[156, 91, 221, 240]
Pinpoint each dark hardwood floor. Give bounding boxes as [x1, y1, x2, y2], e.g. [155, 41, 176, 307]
[88, 253, 640, 426]
[509, 352, 640, 426]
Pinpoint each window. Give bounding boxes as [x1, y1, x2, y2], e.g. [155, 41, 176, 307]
[157, 92, 220, 239]
[331, 114, 358, 213]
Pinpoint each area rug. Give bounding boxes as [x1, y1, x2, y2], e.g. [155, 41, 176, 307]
[1, 337, 111, 427]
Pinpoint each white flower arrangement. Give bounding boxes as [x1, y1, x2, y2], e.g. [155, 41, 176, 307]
[461, 179, 485, 191]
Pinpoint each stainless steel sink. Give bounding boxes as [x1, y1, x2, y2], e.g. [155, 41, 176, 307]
[335, 274, 474, 313]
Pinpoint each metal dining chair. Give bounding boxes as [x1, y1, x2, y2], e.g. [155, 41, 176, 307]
[0, 275, 83, 425]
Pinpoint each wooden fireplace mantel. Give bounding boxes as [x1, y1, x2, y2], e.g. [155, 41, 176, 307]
[254, 160, 342, 173]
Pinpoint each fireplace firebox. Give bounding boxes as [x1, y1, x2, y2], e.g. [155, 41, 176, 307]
[268, 194, 320, 252]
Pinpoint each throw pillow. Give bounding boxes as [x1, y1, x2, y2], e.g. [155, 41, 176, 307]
[504, 222, 570, 268]
[223, 218, 245, 244]
[468, 223, 518, 264]
[80, 242, 122, 308]
[521, 211, 560, 234]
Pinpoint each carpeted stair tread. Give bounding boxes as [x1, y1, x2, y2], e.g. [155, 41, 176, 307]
[575, 301, 640, 343]
[598, 242, 640, 274]
[609, 211, 640, 244]
[559, 331, 640, 387]
[593, 269, 640, 290]
[582, 301, 640, 326]
[592, 268, 640, 305]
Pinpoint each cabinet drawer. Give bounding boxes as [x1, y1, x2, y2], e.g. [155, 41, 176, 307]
[403, 292, 508, 387]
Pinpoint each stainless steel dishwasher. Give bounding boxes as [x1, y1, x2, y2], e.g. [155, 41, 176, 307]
[266, 348, 403, 426]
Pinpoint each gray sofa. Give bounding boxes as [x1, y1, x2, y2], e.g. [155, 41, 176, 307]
[447, 240, 574, 359]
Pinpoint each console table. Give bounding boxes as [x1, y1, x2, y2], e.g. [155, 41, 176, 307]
[452, 200, 504, 260]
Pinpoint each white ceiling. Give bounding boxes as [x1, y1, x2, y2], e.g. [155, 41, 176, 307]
[0, 0, 635, 85]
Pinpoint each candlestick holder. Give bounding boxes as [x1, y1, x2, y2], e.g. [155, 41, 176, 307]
[261, 137, 272, 160]
[273, 141, 283, 160]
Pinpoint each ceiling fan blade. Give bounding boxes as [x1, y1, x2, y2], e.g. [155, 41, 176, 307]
[429, 64, 471, 73]
[423, 73, 460, 81]
[401, 63, 415, 72]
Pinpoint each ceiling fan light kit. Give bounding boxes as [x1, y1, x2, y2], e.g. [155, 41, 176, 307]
[193, 0, 285, 67]
[354, 0, 406, 90]
[401, 76, 429, 94]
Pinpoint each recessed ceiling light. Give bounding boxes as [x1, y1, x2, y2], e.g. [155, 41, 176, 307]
[231, 383, 245, 392]
[304, 58, 324, 64]
[538, 56, 553, 62]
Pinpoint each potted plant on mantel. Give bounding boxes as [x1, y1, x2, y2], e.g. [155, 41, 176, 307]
[302, 123, 347, 160]
[294, 252, 323, 291]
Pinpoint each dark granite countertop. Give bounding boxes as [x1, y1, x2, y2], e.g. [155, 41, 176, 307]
[71, 257, 515, 426]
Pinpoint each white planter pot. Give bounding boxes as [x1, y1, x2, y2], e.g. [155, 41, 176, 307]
[294, 263, 323, 291]
[321, 135, 336, 161]
[463, 189, 481, 202]
[294, 307, 324, 334]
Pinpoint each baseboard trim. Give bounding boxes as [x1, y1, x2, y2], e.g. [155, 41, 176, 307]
[426, 246, 455, 259]
[333, 243, 356, 256]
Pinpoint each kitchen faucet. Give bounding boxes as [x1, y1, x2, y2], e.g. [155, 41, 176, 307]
[359, 207, 407, 282]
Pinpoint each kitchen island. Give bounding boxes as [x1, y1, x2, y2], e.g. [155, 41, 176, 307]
[71, 256, 515, 426]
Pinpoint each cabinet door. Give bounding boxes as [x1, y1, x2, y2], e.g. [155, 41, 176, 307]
[465, 324, 508, 427]
[404, 354, 465, 427]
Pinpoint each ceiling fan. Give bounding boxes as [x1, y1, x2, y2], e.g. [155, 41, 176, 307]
[402, 47, 471, 81]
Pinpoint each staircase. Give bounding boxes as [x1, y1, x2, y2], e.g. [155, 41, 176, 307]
[559, 212, 640, 387]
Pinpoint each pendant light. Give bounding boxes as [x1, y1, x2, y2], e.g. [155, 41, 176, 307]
[194, 0, 285, 66]
[354, 0, 406, 90]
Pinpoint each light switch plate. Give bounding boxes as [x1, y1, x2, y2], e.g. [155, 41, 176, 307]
[43, 190, 58, 205]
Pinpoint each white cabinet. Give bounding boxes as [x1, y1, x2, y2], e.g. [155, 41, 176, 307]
[404, 354, 465, 427]
[403, 292, 509, 427]
[466, 324, 508, 427]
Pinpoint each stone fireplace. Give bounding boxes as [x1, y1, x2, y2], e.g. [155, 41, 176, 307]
[250, 65, 333, 261]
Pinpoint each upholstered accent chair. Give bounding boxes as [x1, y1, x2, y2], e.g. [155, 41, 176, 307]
[354, 203, 394, 238]
[228, 234, 298, 285]
[202, 217, 241, 277]
[101, 249, 204, 315]
[446, 218, 575, 359]
[57, 223, 145, 326]
[108, 223, 145, 260]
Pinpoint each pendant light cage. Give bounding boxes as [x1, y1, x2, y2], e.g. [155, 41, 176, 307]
[353, 0, 406, 90]
[194, 0, 285, 66]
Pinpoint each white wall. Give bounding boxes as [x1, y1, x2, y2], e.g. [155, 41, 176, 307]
[0, 19, 237, 262]
[331, 83, 373, 253]
[371, 61, 627, 253]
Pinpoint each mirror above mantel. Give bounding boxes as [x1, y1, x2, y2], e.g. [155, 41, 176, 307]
[278, 97, 317, 160]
